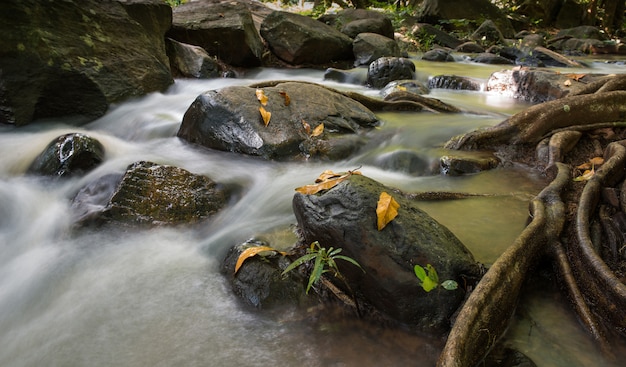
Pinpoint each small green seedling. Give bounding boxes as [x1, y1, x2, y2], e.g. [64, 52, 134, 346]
[414, 264, 458, 292]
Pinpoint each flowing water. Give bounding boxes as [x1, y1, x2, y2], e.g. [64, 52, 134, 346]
[1, 59, 625, 367]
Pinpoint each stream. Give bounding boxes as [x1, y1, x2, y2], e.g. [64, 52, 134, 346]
[1, 58, 625, 367]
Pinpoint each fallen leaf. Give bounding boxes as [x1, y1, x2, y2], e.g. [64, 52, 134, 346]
[589, 156, 604, 166]
[295, 169, 362, 195]
[302, 120, 311, 135]
[279, 91, 290, 106]
[563, 79, 572, 87]
[576, 157, 604, 170]
[255, 88, 268, 106]
[574, 167, 595, 182]
[259, 106, 271, 126]
[567, 73, 586, 81]
[376, 191, 399, 231]
[235, 246, 285, 274]
[311, 123, 324, 137]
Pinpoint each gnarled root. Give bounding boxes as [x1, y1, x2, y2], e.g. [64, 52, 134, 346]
[437, 163, 570, 367]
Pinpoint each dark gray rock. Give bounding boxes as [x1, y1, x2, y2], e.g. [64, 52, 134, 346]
[0, 0, 173, 126]
[28, 133, 105, 178]
[353, 33, 402, 67]
[167, 0, 265, 67]
[381, 80, 430, 97]
[73, 161, 229, 226]
[428, 75, 482, 91]
[323, 67, 368, 85]
[177, 81, 378, 160]
[422, 48, 455, 62]
[260, 11, 353, 65]
[373, 149, 431, 175]
[292, 174, 483, 334]
[411, 23, 463, 49]
[341, 17, 395, 39]
[221, 238, 305, 309]
[455, 42, 485, 53]
[166, 38, 221, 78]
[471, 53, 515, 65]
[470, 20, 506, 45]
[367, 57, 416, 89]
[440, 152, 500, 175]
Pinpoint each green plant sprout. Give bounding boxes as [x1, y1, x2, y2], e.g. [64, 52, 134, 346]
[282, 241, 363, 294]
[414, 263, 459, 292]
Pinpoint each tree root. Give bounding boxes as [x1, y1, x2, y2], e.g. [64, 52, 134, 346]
[437, 163, 570, 367]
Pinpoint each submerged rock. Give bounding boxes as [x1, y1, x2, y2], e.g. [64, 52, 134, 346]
[72, 161, 229, 226]
[28, 133, 105, 178]
[367, 57, 416, 89]
[177, 81, 378, 160]
[292, 174, 483, 334]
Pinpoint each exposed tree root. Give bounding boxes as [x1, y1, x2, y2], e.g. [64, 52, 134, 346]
[437, 163, 569, 367]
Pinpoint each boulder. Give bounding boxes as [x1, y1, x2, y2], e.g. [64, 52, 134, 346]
[417, 0, 515, 38]
[221, 238, 305, 309]
[422, 49, 455, 62]
[428, 75, 482, 91]
[260, 11, 353, 65]
[27, 133, 105, 178]
[166, 38, 221, 78]
[380, 80, 430, 97]
[292, 174, 483, 333]
[367, 57, 416, 89]
[177, 81, 378, 160]
[72, 161, 229, 226]
[323, 67, 368, 85]
[470, 20, 506, 45]
[320, 9, 394, 39]
[0, 0, 173, 126]
[167, 0, 265, 67]
[486, 68, 607, 103]
[353, 33, 402, 67]
[411, 23, 463, 49]
[373, 149, 431, 176]
[440, 151, 500, 175]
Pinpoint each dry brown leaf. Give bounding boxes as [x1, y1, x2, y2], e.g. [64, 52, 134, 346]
[589, 156, 604, 166]
[376, 191, 399, 231]
[311, 123, 324, 137]
[259, 106, 271, 126]
[295, 169, 362, 195]
[576, 157, 604, 170]
[302, 120, 311, 135]
[567, 73, 586, 81]
[256, 88, 268, 106]
[235, 246, 285, 274]
[279, 91, 290, 106]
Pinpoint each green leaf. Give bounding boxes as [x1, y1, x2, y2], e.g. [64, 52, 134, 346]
[426, 264, 439, 285]
[334, 255, 364, 272]
[306, 253, 325, 293]
[421, 276, 438, 292]
[414, 264, 427, 282]
[281, 253, 317, 276]
[441, 280, 458, 291]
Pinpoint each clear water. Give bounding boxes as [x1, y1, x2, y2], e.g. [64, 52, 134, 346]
[1, 59, 625, 367]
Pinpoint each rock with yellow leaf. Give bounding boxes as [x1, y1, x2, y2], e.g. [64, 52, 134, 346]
[292, 174, 483, 334]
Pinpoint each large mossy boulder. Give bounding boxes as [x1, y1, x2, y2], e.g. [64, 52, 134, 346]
[260, 11, 353, 66]
[166, 0, 265, 67]
[0, 0, 173, 126]
[177, 81, 378, 160]
[72, 161, 229, 226]
[28, 133, 105, 178]
[292, 174, 483, 334]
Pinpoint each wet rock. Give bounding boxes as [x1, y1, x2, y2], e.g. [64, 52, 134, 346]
[455, 42, 485, 53]
[221, 238, 305, 309]
[422, 49, 454, 62]
[320, 9, 394, 39]
[167, 0, 264, 67]
[486, 68, 605, 103]
[323, 67, 368, 85]
[353, 33, 402, 67]
[373, 149, 431, 175]
[0, 0, 173, 126]
[471, 53, 515, 65]
[367, 57, 416, 89]
[73, 161, 229, 226]
[440, 151, 500, 175]
[177, 81, 378, 160]
[411, 23, 463, 49]
[166, 38, 221, 78]
[428, 75, 482, 91]
[470, 20, 506, 45]
[292, 174, 483, 334]
[28, 133, 105, 178]
[381, 80, 429, 98]
[417, 0, 515, 38]
[260, 11, 353, 65]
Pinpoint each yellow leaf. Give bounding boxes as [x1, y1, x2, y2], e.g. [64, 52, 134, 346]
[235, 246, 285, 274]
[573, 167, 595, 182]
[567, 73, 586, 81]
[279, 91, 290, 106]
[259, 106, 271, 126]
[311, 123, 324, 137]
[255, 88, 268, 106]
[295, 169, 362, 195]
[376, 191, 399, 231]
[302, 120, 311, 135]
[589, 156, 604, 166]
